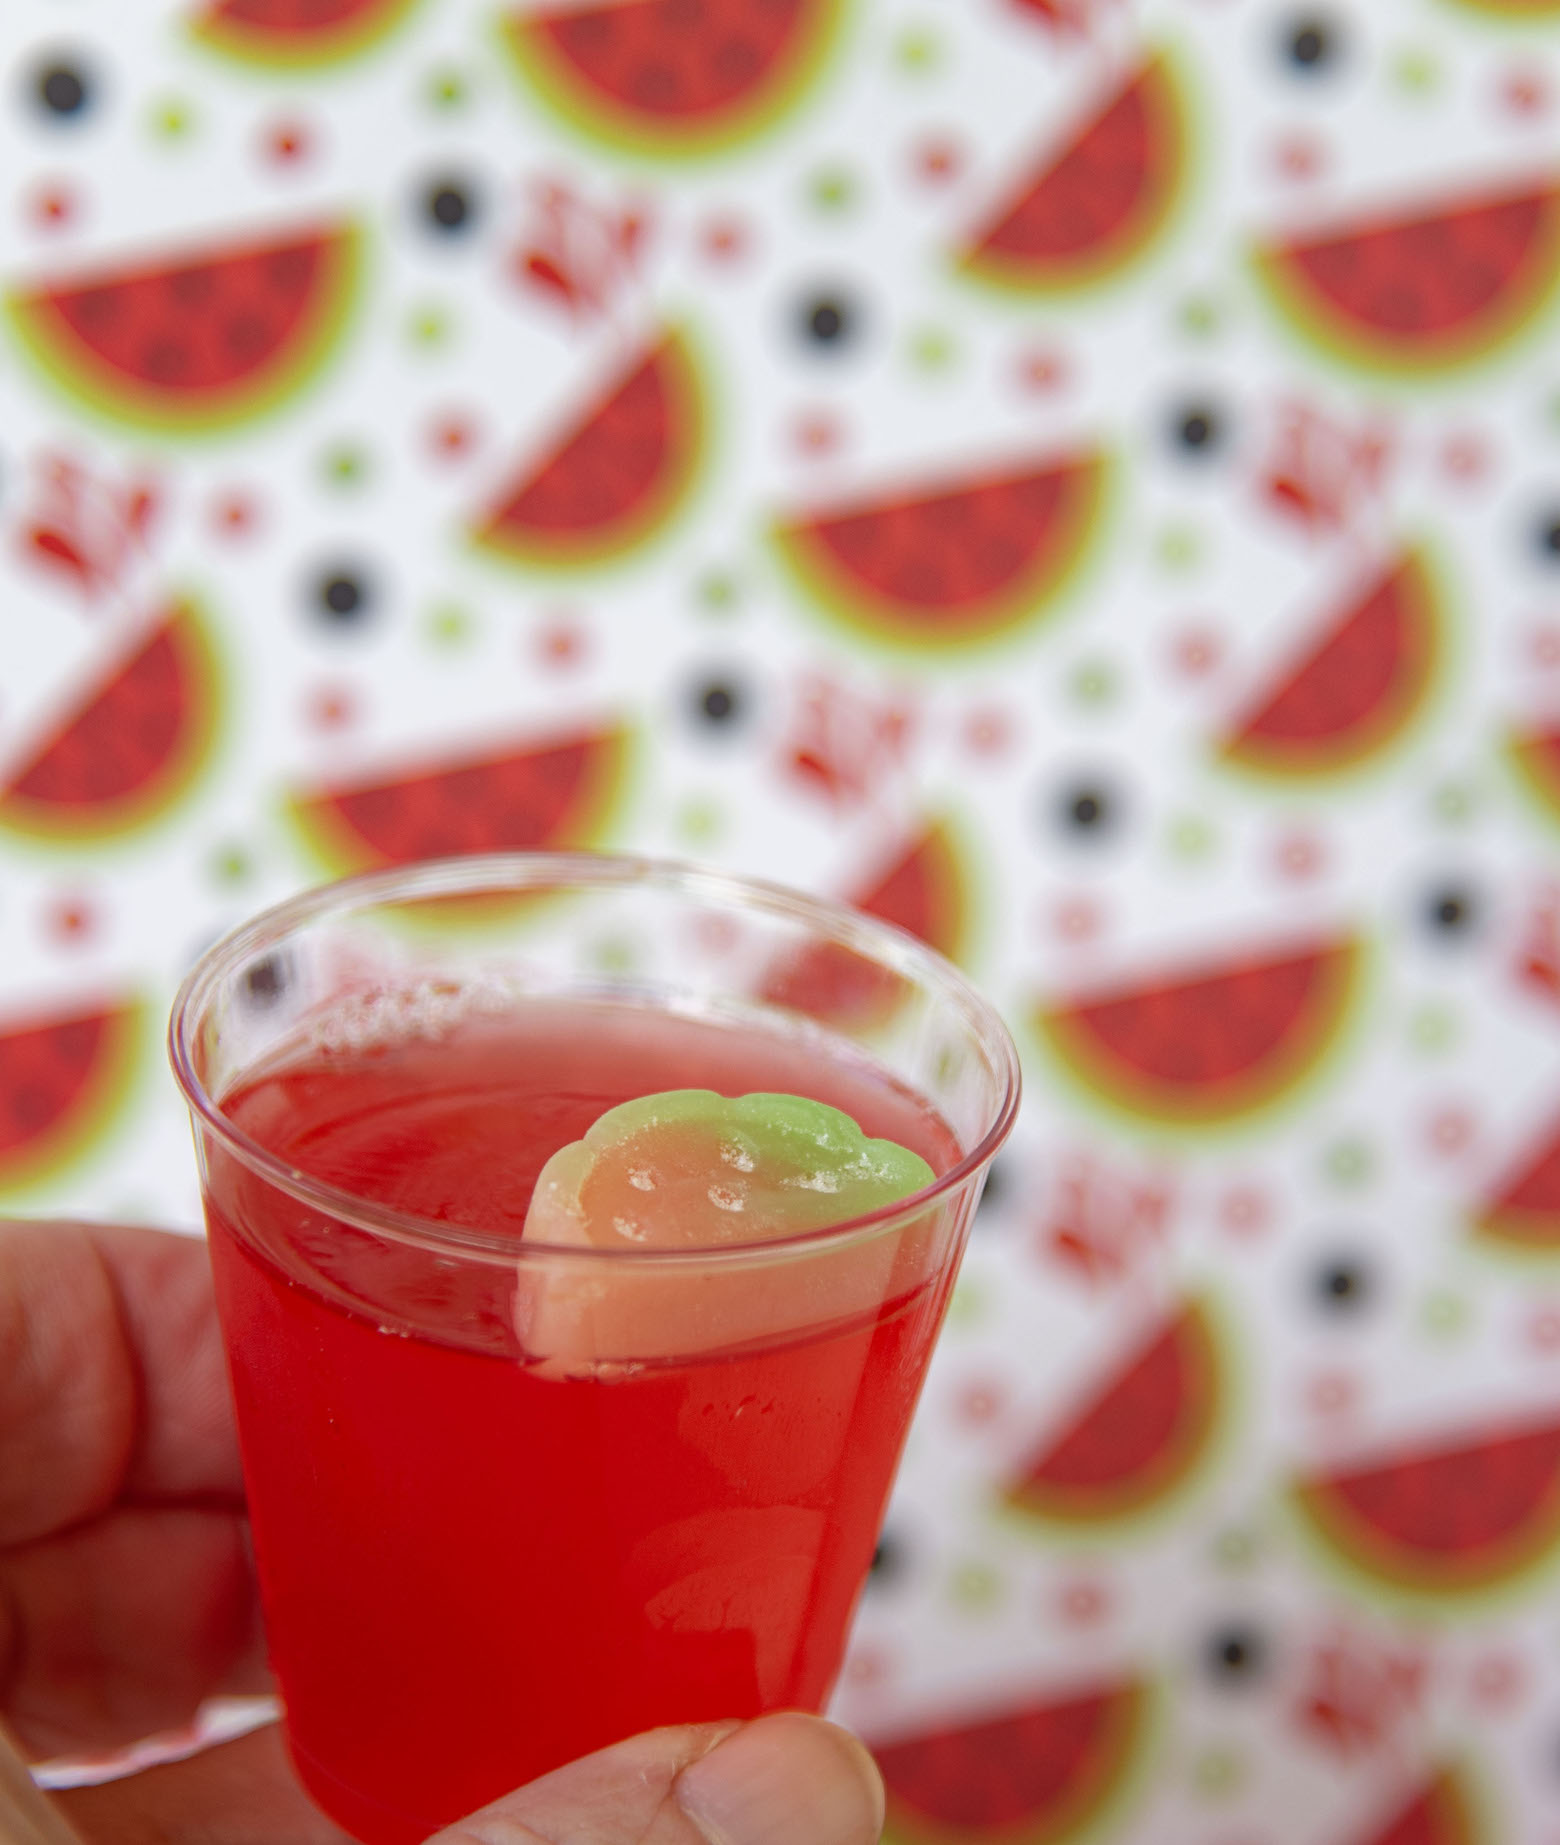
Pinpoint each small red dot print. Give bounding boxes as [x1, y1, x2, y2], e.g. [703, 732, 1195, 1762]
[1171, 626, 1223, 677]
[1016, 347, 1068, 394]
[1057, 1579, 1110, 1628]
[955, 1380, 1006, 1426]
[1528, 1304, 1560, 1353]
[912, 134, 965, 185]
[306, 685, 356, 732]
[699, 214, 751, 264]
[428, 413, 479, 461]
[263, 117, 313, 165]
[793, 411, 843, 457]
[29, 182, 76, 229]
[1500, 69, 1549, 118]
[1219, 1185, 1271, 1238]
[1052, 896, 1103, 943]
[537, 621, 586, 668]
[1530, 624, 1560, 668]
[1306, 1369, 1359, 1419]
[961, 707, 1013, 757]
[1275, 829, 1325, 881]
[693, 913, 739, 957]
[1468, 1653, 1526, 1710]
[44, 895, 95, 945]
[1426, 1106, 1476, 1157]
[1439, 432, 1491, 484]
[1272, 133, 1325, 181]
[843, 1646, 892, 1688]
[211, 491, 260, 540]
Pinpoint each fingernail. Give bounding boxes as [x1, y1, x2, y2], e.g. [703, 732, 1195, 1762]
[676, 1713, 884, 1845]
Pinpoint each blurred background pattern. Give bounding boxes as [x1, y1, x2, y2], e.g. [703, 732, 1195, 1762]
[4, 0, 1560, 1838]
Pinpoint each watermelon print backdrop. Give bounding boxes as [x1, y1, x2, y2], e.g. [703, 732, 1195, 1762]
[5, 0, 1560, 1834]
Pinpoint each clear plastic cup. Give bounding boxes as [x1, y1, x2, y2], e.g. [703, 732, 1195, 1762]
[170, 852, 1019, 1844]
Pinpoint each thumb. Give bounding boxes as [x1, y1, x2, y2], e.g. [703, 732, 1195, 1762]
[426, 1712, 885, 1845]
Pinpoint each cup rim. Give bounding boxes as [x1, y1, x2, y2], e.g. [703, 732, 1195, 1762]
[169, 850, 1021, 1266]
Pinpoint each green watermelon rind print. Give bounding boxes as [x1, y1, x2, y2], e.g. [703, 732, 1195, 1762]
[190, 0, 427, 71]
[470, 325, 710, 577]
[1250, 183, 1560, 384]
[1439, 0, 1560, 17]
[497, 0, 852, 164]
[956, 45, 1197, 302]
[3, 224, 364, 438]
[1032, 938, 1370, 1140]
[1287, 1424, 1560, 1613]
[876, 1677, 1162, 1845]
[995, 1296, 1235, 1541]
[0, 598, 225, 850]
[1505, 726, 1560, 837]
[1215, 544, 1451, 788]
[0, 998, 147, 1203]
[770, 452, 1114, 664]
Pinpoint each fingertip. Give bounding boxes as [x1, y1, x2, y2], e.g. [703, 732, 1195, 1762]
[675, 1711, 884, 1845]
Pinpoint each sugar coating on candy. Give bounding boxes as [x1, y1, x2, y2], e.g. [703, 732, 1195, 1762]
[523, 1089, 935, 1250]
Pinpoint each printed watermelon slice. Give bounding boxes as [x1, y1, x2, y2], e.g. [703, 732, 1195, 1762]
[1219, 551, 1441, 779]
[959, 52, 1187, 293]
[1449, 0, 1560, 15]
[191, 0, 424, 67]
[1477, 1106, 1560, 1249]
[7, 224, 360, 434]
[873, 1679, 1150, 1845]
[1294, 1417, 1560, 1596]
[0, 602, 220, 844]
[0, 998, 143, 1197]
[762, 820, 971, 1028]
[1003, 1301, 1222, 1526]
[473, 330, 704, 570]
[501, 0, 845, 158]
[1344, 1769, 1479, 1845]
[774, 454, 1107, 654]
[1037, 939, 1361, 1128]
[288, 724, 629, 874]
[1254, 179, 1560, 377]
[1507, 726, 1560, 829]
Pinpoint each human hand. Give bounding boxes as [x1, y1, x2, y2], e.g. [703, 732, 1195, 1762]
[0, 1221, 885, 1845]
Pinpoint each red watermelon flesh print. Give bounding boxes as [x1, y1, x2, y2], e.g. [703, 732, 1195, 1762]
[0, 999, 142, 1197]
[289, 725, 629, 874]
[6, 224, 360, 433]
[1220, 551, 1440, 779]
[1295, 1418, 1560, 1595]
[191, 0, 424, 66]
[874, 1680, 1149, 1845]
[774, 454, 1106, 653]
[0, 602, 219, 844]
[1346, 1770, 1478, 1845]
[1003, 1301, 1221, 1526]
[1037, 939, 1361, 1128]
[762, 820, 969, 1029]
[1477, 1105, 1560, 1249]
[1254, 180, 1560, 376]
[473, 330, 703, 570]
[502, 0, 844, 158]
[960, 53, 1186, 293]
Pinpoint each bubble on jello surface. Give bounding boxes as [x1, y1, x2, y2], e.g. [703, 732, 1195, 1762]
[309, 972, 519, 1055]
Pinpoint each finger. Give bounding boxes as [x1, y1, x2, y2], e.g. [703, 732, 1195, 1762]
[0, 1222, 240, 1549]
[1, 1507, 266, 1758]
[430, 1712, 885, 1845]
[56, 1722, 354, 1845]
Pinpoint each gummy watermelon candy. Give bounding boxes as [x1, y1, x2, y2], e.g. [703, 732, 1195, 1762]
[873, 1680, 1150, 1845]
[6, 223, 360, 434]
[1294, 1417, 1560, 1597]
[1003, 1301, 1222, 1527]
[959, 52, 1187, 294]
[762, 820, 971, 1028]
[1219, 550, 1441, 780]
[0, 998, 143, 1197]
[0, 601, 220, 844]
[191, 0, 424, 67]
[473, 330, 704, 570]
[501, 0, 846, 158]
[1254, 179, 1560, 377]
[1345, 1770, 1479, 1845]
[774, 454, 1107, 654]
[1037, 939, 1361, 1129]
[1477, 1106, 1560, 1249]
[288, 724, 629, 874]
